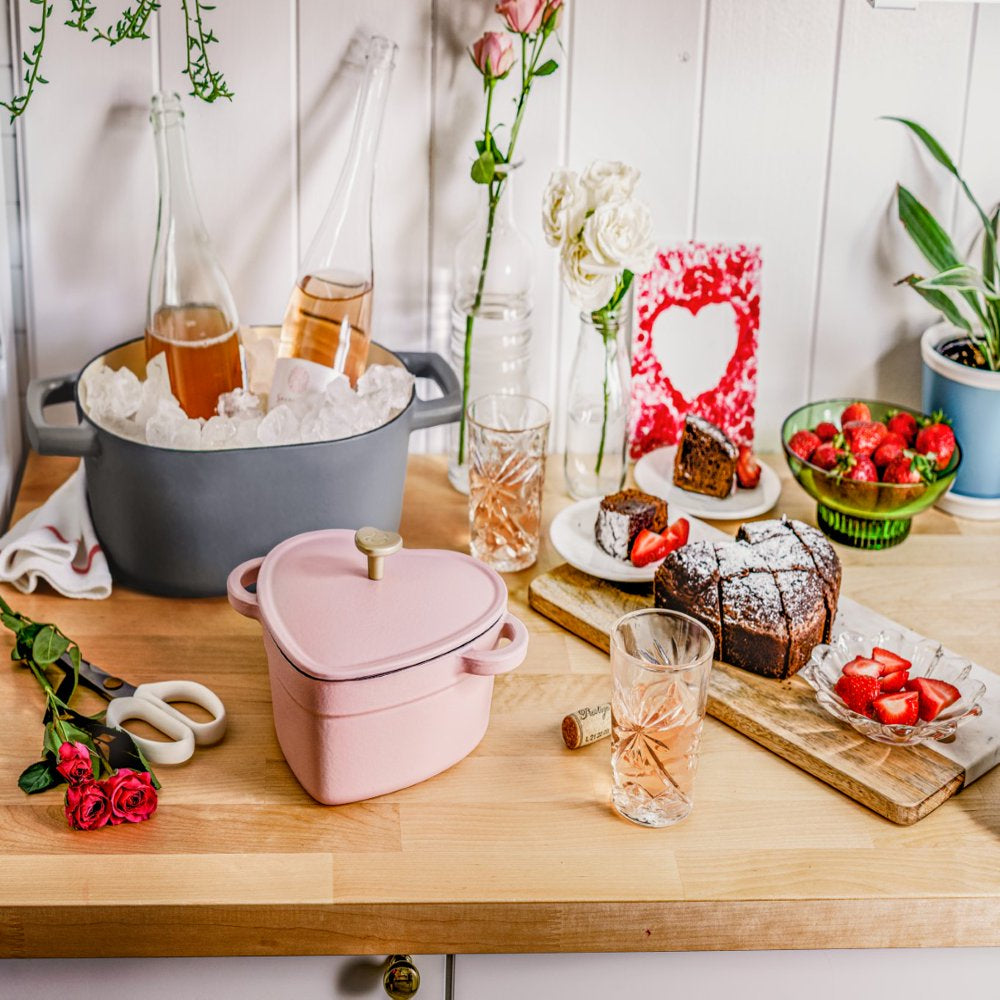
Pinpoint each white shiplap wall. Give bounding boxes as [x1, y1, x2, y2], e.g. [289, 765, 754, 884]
[5, 0, 1000, 467]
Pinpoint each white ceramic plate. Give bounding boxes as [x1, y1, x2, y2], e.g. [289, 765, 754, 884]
[633, 445, 781, 521]
[549, 497, 716, 583]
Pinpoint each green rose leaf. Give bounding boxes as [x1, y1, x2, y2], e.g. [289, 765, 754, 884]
[533, 59, 558, 77]
[32, 625, 69, 665]
[471, 150, 495, 185]
[18, 758, 62, 795]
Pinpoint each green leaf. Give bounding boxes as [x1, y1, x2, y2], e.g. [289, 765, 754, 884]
[984, 206, 999, 289]
[18, 759, 62, 795]
[896, 185, 961, 274]
[470, 150, 495, 185]
[31, 626, 69, 665]
[1, 612, 22, 632]
[916, 265, 1000, 299]
[533, 59, 558, 76]
[43, 721, 62, 757]
[896, 276, 972, 332]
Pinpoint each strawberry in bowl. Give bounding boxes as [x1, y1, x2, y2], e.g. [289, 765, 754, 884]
[780, 399, 961, 549]
[801, 628, 985, 746]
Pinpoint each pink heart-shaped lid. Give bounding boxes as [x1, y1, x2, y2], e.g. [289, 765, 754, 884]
[255, 529, 507, 681]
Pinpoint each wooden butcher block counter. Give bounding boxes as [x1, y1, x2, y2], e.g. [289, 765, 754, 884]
[1, 452, 999, 958]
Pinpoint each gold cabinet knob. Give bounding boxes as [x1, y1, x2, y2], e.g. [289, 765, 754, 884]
[383, 954, 420, 998]
[355, 527, 403, 581]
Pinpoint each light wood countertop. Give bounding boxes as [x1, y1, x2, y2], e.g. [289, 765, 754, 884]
[1, 452, 998, 957]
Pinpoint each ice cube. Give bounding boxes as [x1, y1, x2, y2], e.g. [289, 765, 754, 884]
[217, 388, 264, 419]
[257, 404, 301, 446]
[169, 419, 204, 450]
[233, 416, 263, 448]
[201, 415, 239, 449]
[358, 364, 414, 412]
[144, 398, 189, 448]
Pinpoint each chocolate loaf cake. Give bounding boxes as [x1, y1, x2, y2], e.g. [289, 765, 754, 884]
[654, 517, 842, 679]
[673, 415, 739, 499]
[595, 489, 668, 561]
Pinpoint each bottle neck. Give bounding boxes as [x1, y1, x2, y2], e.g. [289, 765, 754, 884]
[152, 107, 210, 241]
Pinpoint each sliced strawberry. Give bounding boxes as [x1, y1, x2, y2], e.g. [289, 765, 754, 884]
[735, 446, 761, 489]
[630, 518, 689, 567]
[879, 669, 910, 693]
[906, 676, 961, 722]
[843, 420, 887, 456]
[815, 421, 838, 442]
[631, 529, 668, 567]
[841, 655, 883, 680]
[788, 429, 821, 461]
[841, 401, 871, 425]
[872, 690, 919, 726]
[834, 674, 879, 718]
[887, 410, 918, 446]
[914, 422, 956, 471]
[871, 647, 911, 672]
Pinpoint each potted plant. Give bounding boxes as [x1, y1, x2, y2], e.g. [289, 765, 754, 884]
[889, 117, 1000, 518]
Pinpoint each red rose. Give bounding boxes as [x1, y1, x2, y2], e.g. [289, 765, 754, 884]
[103, 769, 157, 825]
[55, 741, 94, 786]
[64, 780, 111, 831]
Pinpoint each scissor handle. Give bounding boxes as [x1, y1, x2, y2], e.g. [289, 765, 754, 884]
[104, 697, 197, 766]
[136, 680, 228, 746]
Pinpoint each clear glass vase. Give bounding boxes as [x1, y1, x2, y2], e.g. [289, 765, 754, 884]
[564, 301, 632, 500]
[448, 164, 532, 494]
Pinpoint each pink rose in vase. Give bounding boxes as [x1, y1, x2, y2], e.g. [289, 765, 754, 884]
[470, 31, 515, 79]
[495, 0, 546, 34]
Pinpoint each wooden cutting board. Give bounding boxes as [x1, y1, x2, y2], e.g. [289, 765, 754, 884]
[529, 563, 970, 825]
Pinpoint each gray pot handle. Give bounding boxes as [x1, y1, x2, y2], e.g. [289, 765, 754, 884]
[397, 351, 463, 431]
[25, 374, 100, 457]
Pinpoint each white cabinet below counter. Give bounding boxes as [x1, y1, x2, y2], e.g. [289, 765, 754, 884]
[0, 954, 446, 999]
[454, 950, 1000, 999]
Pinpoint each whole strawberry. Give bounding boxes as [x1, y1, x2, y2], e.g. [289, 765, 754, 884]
[788, 429, 821, 461]
[843, 420, 887, 457]
[845, 455, 878, 482]
[886, 410, 918, 446]
[815, 421, 838, 442]
[883, 454, 922, 485]
[841, 401, 871, 425]
[872, 432, 906, 470]
[915, 421, 956, 471]
[811, 442, 844, 471]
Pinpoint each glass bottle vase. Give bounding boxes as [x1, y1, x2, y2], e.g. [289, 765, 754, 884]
[448, 163, 532, 494]
[564, 302, 632, 500]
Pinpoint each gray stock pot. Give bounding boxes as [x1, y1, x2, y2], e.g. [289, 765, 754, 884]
[25, 336, 461, 597]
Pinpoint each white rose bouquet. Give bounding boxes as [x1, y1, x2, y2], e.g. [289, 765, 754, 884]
[543, 160, 655, 474]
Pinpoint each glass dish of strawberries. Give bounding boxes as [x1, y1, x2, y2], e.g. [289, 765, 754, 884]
[801, 628, 985, 745]
[781, 399, 962, 549]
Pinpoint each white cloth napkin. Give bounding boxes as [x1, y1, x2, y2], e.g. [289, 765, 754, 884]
[0, 465, 111, 599]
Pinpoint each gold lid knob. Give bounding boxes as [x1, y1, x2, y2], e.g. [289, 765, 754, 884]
[355, 527, 403, 581]
[383, 954, 420, 998]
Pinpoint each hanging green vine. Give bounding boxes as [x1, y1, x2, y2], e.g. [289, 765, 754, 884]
[1, 0, 233, 121]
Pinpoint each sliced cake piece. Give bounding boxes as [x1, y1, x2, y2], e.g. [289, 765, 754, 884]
[595, 488, 668, 561]
[672, 415, 739, 499]
[773, 569, 827, 677]
[721, 572, 789, 679]
[653, 540, 722, 660]
[736, 520, 787, 545]
[786, 518, 842, 641]
[714, 540, 769, 579]
[749, 532, 815, 573]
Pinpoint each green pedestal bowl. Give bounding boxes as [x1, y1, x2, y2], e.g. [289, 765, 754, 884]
[780, 399, 961, 550]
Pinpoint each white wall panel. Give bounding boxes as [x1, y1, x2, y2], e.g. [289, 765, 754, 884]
[17, 16, 154, 377]
[157, 0, 296, 327]
[695, 0, 841, 450]
[810, 2, 974, 408]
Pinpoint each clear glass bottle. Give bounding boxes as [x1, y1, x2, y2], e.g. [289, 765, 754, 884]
[146, 91, 242, 420]
[448, 163, 533, 493]
[271, 35, 397, 406]
[564, 302, 632, 499]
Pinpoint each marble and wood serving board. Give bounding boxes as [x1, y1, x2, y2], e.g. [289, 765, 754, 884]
[529, 562, 1000, 826]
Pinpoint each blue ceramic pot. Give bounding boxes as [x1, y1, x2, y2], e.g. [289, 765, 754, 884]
[921, 323, 1000, 500]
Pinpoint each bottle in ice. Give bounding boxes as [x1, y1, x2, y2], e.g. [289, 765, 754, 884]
[146, 91, 243, 421]
[272, 35, 396, 405]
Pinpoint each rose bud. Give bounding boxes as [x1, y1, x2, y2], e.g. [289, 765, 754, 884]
[104, 768, 158, 826]
[495, 0, 545, 34]
[543, 0, 564, 29]
[64, 780, 111, 831]
[470, 31, 515, 79]
[55, 741, 94, 787]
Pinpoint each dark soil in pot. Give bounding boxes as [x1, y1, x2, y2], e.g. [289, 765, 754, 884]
[937, 336, 991, 371]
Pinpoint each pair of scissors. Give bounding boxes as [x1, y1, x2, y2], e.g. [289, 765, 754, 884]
[55, 652, 227, 766]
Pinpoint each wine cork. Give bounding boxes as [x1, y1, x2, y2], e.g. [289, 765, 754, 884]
[561, 702, 612, 749]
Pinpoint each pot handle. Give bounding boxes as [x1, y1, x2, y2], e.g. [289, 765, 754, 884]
[396, 351, 463, 431]
[25, 374, 100, 457]
[461, 613, 529, 676]
[227, 558, 264, 620]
